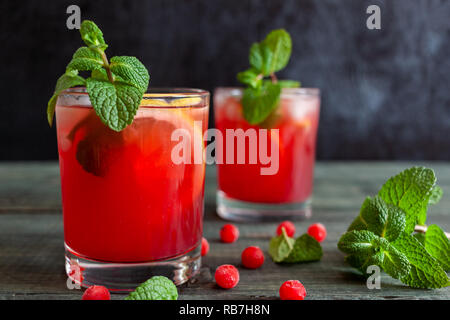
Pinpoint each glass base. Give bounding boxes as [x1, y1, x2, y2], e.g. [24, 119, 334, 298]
[65, 243, 201, 292]
[217, 191, 312, 222]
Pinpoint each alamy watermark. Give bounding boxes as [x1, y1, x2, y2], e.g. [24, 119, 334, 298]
[366, 265, 381, 289]
[171, 124, 280, 176]
[366, 5, 381, 30]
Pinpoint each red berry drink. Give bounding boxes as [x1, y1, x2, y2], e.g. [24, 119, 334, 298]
[214, 88, 320, 221]
[56, 88, 209, 290]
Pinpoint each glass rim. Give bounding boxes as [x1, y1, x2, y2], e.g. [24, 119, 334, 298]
[58, 87, 210, 108]
[215, 87, 320, 97]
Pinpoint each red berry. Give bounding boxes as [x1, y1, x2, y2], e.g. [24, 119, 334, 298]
[82, 285, 111, 300]
[215, 265, 240, 289]
[241, 246, 265, 269]
[276, 221, 296, 237]
[279, 280, 307, 300]
[201, 237, 209, 256]
[307, 223, 327, 242]
[220, 224, 239, 243]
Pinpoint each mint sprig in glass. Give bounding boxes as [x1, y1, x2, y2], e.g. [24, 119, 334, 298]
[50, 20, 209, 291]
[48, 20, 149, 131]
[214, 28, 321, 221]
[237, 29, 300, 125]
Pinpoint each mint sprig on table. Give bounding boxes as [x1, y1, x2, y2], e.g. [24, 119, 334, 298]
[125, 276, 178, 300]
[47, 20, 149, 132]
[237, 29, 300, 125]
[269, 228, 323, 263]
[338, 167, 450, 289]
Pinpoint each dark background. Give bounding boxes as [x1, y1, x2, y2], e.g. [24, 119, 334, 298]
[1, 0, 449, 161]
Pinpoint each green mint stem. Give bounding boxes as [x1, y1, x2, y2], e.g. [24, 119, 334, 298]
[270, 72, 278, 84]
[99, 50, 114, 83]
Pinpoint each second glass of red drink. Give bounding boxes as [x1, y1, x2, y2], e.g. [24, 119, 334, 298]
[214, 87, 320, 221]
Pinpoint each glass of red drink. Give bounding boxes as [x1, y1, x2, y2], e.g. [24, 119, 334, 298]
[56, 88, 209, 290]
[214, 87, 320, 221]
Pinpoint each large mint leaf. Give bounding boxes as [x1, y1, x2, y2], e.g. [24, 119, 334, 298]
[80, 20, 107, 49]
[47, 72, 86, 126]
[284, 234, 323, 263]
[392, 233, 450, 288]
[125, 276, 178, 300]
[359, 196, 406, 242]
[345, 252, 384, 276]
[378, 167, 436, 234]
[86, 78, 143, 132]
[110, 56, 150, 93]
[338, 230, 380, 256]
[262, 29, 292, 73]
[242, 81, 281, 125]
[382, 243, 410, 280]
[269, 230, 294, 262]
[425, 224, 450, 271]
[249, 42, 273, 76]
[66, 47, 104, 72]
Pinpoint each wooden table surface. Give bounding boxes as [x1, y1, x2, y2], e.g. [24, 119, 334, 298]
[1, 162, 449, 300]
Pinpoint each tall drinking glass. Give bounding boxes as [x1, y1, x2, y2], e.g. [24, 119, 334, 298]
[214, 87, 320, 221]
[56, 88, 209, 290]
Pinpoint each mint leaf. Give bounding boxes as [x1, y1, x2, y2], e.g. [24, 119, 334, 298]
[86, 78, 142, 132]
[345, 252, 384, 275]
[413, 232, 426, 244]
[339, 230, 410, 279]
[428, 185, 443, 205]
[284, 234, 323, 263]
[382, 244, 410, 280]
[339, 231, 388, 274]
[47, 72, 86, 126]
[110, 56, 150, 93]
[378, 167, 436, 234]
[277, 80, 301, 88]
[249, 43, 273, 76]
[338, 230, 380, 256]
[392, 233, 449, 288]
[242, 82, 281, 125]
[125, 276, 178, 300]
[269, 229, 295, 262]
[80, 20, 107, 49]
[66, 47, 104, 72]
[425, 224, 450, 271]
[358, 196, 406, 242]
[237, 68, 261, 89]
[262, 29, 292, 74]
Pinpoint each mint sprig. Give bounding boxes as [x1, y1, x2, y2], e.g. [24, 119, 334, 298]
[339, 167, 450, 289]
[47, 20, 149, 132]
[269, 228, 323, 263]
[237, 29, 299, 125]
[125, 276, 178, 300]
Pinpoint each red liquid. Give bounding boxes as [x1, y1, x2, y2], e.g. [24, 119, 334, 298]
[56, 104, 208, 262]
[215, 91, 320, 204]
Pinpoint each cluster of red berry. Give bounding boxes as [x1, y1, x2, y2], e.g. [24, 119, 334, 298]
[80, 221, 326, 300]
[205, 221, 327, 300]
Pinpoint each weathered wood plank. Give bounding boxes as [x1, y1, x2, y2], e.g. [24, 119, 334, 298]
[0, 162, 449, 300]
